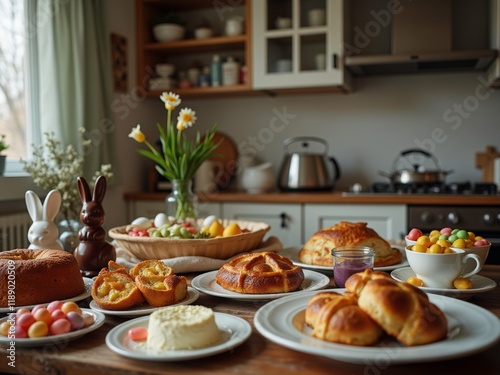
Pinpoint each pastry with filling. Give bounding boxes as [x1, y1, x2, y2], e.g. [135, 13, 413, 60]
[299, 221, 402, 267]
[129, 259, 173, 279]
[91, 269, 145, 310]
[147, 305, 220, 351]
[136, 274, 187, 307]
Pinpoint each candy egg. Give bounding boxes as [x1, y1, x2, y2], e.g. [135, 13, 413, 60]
[15, 326, 28, 338]
[31, 305, 46, 315]
[51, 309, 66, 322]
[16, 308, 30, 317]
[61, 301, 82, 315]
[28, 321, 49, 338]
[66, 311, 85, 331]
[0, 321, 10, 336]
[154, 213, 169, 228]
[33, 308, 52, 325]
[17, 313, 35, 330]
[47, 300, 63, 313]
[406, 228, 422, 241]
[50, 319, 71, 335]
[82, 313, 95, 327]
[202, 215, 218, 228]
[128, 327, 148, 341]
[131, 217, 153, 229]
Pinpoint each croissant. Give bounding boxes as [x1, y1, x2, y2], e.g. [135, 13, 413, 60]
[345, 269, 448, 346]
[305, 291, 383, 346]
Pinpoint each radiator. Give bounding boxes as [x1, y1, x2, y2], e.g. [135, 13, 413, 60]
[0, 213, 31, 251]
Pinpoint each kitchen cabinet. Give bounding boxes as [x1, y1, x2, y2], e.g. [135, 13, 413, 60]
[487, 0, 500, 87]
[126, 199, 222, 222]
[251, 0, 352, 92]
[304, 204, 407, 241]
[136, 0, 252, 98]
[222, 202, 302, 248]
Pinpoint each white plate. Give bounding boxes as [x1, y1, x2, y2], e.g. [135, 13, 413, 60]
[0, 277, 93, 313]
[279, 246, 409, 273]
[191, 270, 330, 301]
[89, 287, 199, 317]
[254, 289, 500, 364]
[0, 308, 105, 347]
[391, 267, 497, 300]
[105, 312, 251, 361]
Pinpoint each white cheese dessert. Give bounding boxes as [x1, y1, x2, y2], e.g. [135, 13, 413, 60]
[147, 305, 221, 351]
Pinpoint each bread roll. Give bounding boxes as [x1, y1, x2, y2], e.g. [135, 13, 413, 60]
[305, 291, 383, 346]
[215, 252, 304, 294]
[299, 222, 402, 267]
[345, 269, 448, 346]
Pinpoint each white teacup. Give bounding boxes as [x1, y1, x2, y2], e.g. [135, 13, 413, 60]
[405, 246, 482, 289]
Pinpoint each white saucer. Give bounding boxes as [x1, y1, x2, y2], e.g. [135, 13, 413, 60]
[191, 269, 330, 301]
[0, 308, 105, 347]
[279, 246, 408, 274]
[105, 312, 251, 361]
[391, 267, 497, 299]
[0, 277, 93, 314]
[89, 287, 199, 317]
[254, 289, 500, 364]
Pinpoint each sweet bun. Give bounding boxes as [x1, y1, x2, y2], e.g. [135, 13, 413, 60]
[129, 259, 173, 279]
[215, 252, 304, 294]
[92, 269, 145, 310]
[299, 222, 402, 267]
[136, 274, 187, 307]
[305, 291, 383, 346]
[345, 269, 448, 346]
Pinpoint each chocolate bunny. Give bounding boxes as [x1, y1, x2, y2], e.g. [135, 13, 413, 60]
[73, 175, 116, 277]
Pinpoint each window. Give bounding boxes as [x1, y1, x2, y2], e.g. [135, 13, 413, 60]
[0, 0, 32, 174]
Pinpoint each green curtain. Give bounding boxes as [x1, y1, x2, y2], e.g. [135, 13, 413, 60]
[29, 0, 118, 181]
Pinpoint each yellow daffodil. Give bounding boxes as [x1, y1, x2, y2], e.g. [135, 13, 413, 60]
[128, 125, 146, 143]
[177, 108, 197, 129]
[160, 91, 181, 110]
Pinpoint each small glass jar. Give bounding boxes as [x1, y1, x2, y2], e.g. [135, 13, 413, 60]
[331, 246, 375, 288]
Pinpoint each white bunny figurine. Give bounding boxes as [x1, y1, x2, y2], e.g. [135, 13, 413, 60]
[25, 189, 64, 250]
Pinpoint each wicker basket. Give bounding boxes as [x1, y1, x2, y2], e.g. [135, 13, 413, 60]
[108, 219, 271, 260]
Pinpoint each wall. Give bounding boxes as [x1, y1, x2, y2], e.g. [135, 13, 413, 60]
[105, 0, 500, 228]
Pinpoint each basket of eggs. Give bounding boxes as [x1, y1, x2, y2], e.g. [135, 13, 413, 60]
[108, 214, 271, 260]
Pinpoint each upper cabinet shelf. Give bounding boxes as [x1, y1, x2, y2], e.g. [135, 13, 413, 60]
[136, 0, 252, 98]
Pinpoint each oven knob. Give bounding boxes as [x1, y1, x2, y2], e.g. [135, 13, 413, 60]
[421, 211, 433, 224]
[447, 212, 459, 225]
[483, 213, 495, 225]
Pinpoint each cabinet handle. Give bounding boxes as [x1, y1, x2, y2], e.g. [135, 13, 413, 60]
[280, 212, 288, 229]
[332, 53, 338, 69]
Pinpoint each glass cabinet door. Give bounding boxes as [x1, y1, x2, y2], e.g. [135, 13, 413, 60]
[253, 0, 344, 90]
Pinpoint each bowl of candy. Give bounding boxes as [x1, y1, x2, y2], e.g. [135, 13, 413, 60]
[405, 227, 491, 271]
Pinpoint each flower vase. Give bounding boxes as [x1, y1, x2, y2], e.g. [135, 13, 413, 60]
[165, 179, 198, 220]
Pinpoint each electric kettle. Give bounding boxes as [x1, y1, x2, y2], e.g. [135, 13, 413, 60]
[277, 136, 341, 191]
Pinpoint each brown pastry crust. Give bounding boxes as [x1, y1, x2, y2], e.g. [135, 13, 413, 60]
[345, 269, 448, 346]
[92, 269, 145, 310]
[299, 222, 402, 267]
[215, 252, 304, 294]
[306, 291, 383, 346]
[136, 274, 187, 307]
[0, 249, 85, 307]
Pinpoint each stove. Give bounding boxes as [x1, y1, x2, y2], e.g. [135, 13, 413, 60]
[370, 182, 498, 195]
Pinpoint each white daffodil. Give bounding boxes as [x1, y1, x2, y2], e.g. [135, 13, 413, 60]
[160, 91, 181, 110]
[177, 108, 197, 130]
[128, 125, 146, 143]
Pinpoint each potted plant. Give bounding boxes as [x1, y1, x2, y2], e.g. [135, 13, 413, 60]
[151, 12, 187, 42]
[0, 134, 9, 176]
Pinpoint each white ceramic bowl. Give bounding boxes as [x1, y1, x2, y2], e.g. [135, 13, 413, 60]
[405, 236, 490, 269]
[153, 23, 185, 42]
[194, 27, 214, 39]
[156, 63, 175, 77]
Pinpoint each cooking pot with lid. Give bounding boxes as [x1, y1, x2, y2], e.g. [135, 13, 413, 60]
[278, 136, 341, 191]
[379, 148, 453, 184]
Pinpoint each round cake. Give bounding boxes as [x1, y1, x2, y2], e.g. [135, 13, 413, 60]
[0, 249, 85, 307]
[147, 305, 220, 351]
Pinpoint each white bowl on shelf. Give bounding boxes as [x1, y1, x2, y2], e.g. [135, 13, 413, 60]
[156, 63, 175, 77]
[153, 23, 185, 42]
[194, 27, 214, 39]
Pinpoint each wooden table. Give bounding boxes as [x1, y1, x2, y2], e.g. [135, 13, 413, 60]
[1, 266, 499, 375]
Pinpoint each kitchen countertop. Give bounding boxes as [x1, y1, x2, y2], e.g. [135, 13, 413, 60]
[125, 190, 500, 205]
